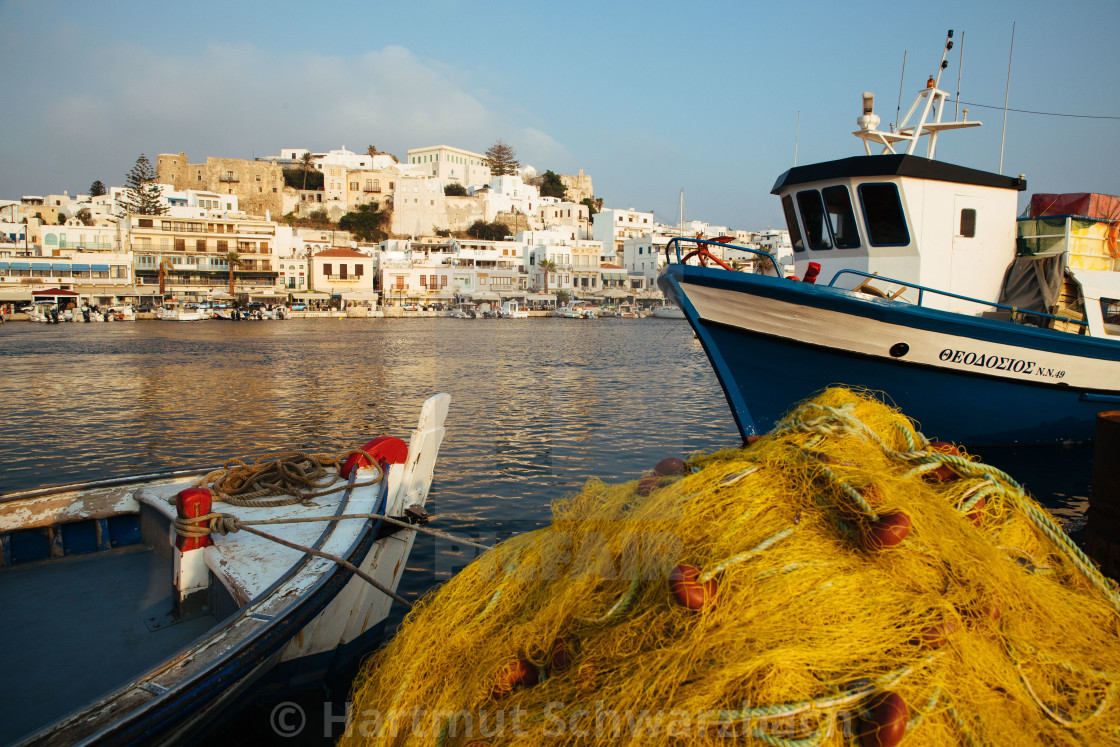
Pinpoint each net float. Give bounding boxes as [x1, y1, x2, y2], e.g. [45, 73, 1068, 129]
[860, 510, 911, 551]
[668, 564, 717, 610]
[857, 691, 909, 747]
[549, 638, 571, 672]
[916, 617, 958, 648]
[653, 457, 688, 477]
[636, 475, 667, 496]
[491, 659, 538, 699]
[925, 441, 962, 482]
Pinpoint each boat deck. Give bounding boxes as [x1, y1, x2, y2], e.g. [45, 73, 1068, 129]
[0, 547, 217, 744]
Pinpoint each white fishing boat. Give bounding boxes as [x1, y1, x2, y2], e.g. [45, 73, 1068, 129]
[0, 393, 450, 746]
[658, 31, 1120, 446]
[650, 303, 685, 319]
[499, 300, 529, 319]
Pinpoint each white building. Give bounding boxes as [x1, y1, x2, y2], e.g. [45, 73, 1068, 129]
[479, 174, 540, 223]
[406, 145, 491, 189]
[592, 207, 655, 262]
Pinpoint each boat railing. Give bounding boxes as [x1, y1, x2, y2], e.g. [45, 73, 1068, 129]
[664, 237, 783, 277]
[829, 269, 1088, 329]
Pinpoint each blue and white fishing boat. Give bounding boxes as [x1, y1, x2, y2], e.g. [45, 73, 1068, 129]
[0, 394, 449, 746]
[658, 33, 1120, 447]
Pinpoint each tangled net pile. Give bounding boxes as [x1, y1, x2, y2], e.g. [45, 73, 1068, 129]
[343, 388, 1120, 746]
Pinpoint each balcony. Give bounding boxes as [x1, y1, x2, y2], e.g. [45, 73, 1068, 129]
[218, 175, 240, 183]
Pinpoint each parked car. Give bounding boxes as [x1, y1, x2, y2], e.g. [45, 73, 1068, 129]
[290, 303, 308, 311]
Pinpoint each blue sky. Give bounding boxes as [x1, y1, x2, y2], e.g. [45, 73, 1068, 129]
[1, 0, 1117, 230]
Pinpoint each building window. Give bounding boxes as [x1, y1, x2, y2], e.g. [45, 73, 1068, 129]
[355, 264, 363, 277]
[340, 265, 347, 280]
[196, 239, 206, 252]
[174, 238, 186, 251]
[324, 263, 332, 275]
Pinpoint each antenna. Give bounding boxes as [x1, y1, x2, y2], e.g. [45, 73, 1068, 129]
[934, 29, 954, 89]
[794, 111, 800, 166]
[894, 51, 907, 132]
[999, 22, 1016, 174]
[954, 31, 965, 120]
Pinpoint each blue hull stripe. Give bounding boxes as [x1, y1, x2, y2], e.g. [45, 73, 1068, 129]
[660, 265, 1120, 446]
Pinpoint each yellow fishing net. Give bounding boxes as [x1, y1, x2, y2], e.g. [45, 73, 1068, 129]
[341, 388, 1120, 746]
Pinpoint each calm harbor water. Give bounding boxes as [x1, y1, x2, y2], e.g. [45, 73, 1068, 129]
[0, 317, 1092, 743]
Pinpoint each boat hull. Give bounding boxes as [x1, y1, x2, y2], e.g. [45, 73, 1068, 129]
[659, 265, 1120, 446]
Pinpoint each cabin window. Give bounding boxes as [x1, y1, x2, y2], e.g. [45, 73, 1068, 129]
[1102, 298, 1120, 336]
[960, 208, 977, 238]
[823, 186, 861, 249]
[781, 195, 805, 252]
[796, 191, 831, 250]
[858, 183, 910, 246]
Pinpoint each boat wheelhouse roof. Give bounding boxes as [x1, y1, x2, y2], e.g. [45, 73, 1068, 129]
[771, 154, 1027, 195]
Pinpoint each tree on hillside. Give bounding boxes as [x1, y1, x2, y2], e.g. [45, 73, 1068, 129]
[119, 154, 167, 216]
[538, 170, 567, 200]
[75, 208, 94, 226]
[300, 151, 314, 191]
[444, 183, 468, 197]
[283, 168, 323, 191]
[339, 204, 388, 242]
[467, 220, 508, 241]
[581, 197, 601, 216]
[89, 180, 106, 197]
[484, 140, 519, 176]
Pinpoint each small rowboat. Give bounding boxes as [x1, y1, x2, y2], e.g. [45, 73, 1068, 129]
[0, 393, 450, 746]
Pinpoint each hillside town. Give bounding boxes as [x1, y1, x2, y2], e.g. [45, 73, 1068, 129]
[0, 143, 791, 316]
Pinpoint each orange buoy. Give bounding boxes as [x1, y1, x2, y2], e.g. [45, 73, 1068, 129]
[636, 475, 666, 496]
[668, 564, 717, 610]
[861, 511, 911, 551]
[857, 691, 908, 747]
[745, 435, 762, 446]
[926, 441, 962, 482]
[491, 659, 538, 699]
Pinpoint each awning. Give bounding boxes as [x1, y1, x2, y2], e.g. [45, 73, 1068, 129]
[471, 292, 501, 301]
[91, 264, 109, 272]
[30, 264, 51, 273]
[9, 262, 30, 271]
[32, 287, 79, 296]
[601, 289, 631, 298]
[52, 263, 70, 273]
[208, 292, 234, 300]
[292, 292, 330, 300]
[526, 293, 557, 302]
[0, 288, 32, 301]
[70, 263, 90, 272]
[0, 262, 7, 272]
[601, 271, 627, 280]
[340, 291, 378, 300]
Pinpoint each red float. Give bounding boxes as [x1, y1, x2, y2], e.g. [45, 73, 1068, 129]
[926, 441, 962, 482]
[668, 564, 717, 610]
[491, 659, 539, 699]
[860, 511, 911, 551]
[916, 618, 958, 648]
[341, 435, 409, 479]
[549, 638, 571, 672]
[636, 475, 666, 496]
[175, 488, 213, 551]
[653, 457, 688, 477]
[857, 691, 909, 747]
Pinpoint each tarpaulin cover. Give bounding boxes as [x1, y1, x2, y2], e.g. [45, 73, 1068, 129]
[997, 255, 1067, 314]
[1029, 193, 1120, 222]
